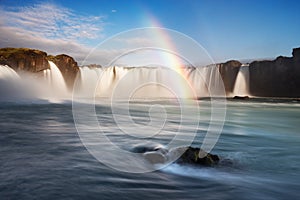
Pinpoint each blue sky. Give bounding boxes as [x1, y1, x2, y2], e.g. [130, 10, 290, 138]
[0, 0, 300, 65]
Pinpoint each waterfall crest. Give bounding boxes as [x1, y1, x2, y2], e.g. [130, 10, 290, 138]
[75, 65, 226, 99]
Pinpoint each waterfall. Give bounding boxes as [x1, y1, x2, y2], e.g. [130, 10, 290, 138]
[233, 65, 250, 96]
[0, 64, 227, 101]
[0, 65, 20, 80]
[0, 65, 24, 101]
[76, 66, 186, 99]
[76, 65, 226, 99]
[186, 65, 226, 97]
[43, 61, 69, 98]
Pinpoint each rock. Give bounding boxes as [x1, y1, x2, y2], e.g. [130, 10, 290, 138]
[137, 145, 220, 167]
[47, 54, 79, 90]
[233, 96, 249, 100]
[218, 60, 242, 94]
[176, 146, 219, 166]
[83, 64, 102, 69]
[249, 49, 300, 97]
[0, 48, 49, 72]
[292, 47, 300, 61]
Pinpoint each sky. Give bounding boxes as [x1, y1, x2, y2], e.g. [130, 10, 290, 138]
[0, 0, 300, 66]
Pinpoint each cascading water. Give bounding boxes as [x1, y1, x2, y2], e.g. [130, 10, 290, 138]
[0, 65, 20, 80]
[0, 63, 227, 100]
[187, 65, 225, 97]
[43, 61, 69, 97]
[233, 64, 250, 96]
[77, 66, 178, 99]
[0, 65, 24, 101]
[38, 61, 70, 102]
[0, 62, 69, 102]
[76, 65, 226, 99]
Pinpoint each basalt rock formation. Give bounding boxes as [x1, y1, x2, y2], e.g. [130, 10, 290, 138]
[218, 60, 242, 94]
[249, 48, 300, 97]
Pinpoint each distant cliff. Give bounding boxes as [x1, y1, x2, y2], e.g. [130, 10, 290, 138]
[0, 48, 79, 90]
[249, 48, 300, 97]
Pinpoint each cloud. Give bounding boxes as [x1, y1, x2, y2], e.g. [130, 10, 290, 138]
[111, 9, 117, 13]
[0, 2, 106, 63]
[0, 3, 105, 40]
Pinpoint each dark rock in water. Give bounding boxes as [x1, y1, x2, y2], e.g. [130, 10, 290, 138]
[0, 48, 49, 72]
[136, 144, 219, 167]
[47, 54, 79, 90]
[176, 146, 219, 166]
[233, 96, 250, 100]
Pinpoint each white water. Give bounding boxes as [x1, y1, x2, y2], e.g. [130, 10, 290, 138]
[0, 62, 69, 102]
[0, 65, 24, 101]
[43, 61, 69, 98]
[0, 65, 20, 80]
[76, 65, 226, 99]
[1, 63, 250, 100]
[233, 65, 250, 96]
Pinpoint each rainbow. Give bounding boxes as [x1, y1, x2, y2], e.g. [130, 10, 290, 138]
[137, 13, 199, 99]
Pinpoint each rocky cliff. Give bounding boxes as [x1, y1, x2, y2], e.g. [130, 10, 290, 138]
[249, 48, 300, 97]
[218, 60, 242, 94]
[0, 48, 79, 90]
[0, 48, 49, 72]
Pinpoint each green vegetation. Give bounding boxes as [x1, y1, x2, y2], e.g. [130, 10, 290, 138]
[0, 48, 46, 59]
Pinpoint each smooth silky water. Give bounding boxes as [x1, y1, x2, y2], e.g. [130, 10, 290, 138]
[0, 99, 299, 199]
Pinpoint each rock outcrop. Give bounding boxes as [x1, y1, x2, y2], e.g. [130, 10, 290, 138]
[249, 48, 300, 97]
[0, 48, 49, 72]
[176, 146, 219, 166]
[218, 60, 242, 94]
[47, 54, 79, 89]
[0, 48, 80, 90]
[135, 144, 220, 167]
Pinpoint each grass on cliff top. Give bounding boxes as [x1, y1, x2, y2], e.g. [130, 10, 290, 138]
[46, 55, 56, 61]
[0, 48, 46, 58]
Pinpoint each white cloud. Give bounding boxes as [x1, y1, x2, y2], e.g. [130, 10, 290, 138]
[115, 37, 155, 46]
[0, 2, 106, 63]
[0, 3, 105, 40]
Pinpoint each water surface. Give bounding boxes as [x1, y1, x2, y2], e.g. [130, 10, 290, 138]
[0, 99, 299, 199]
